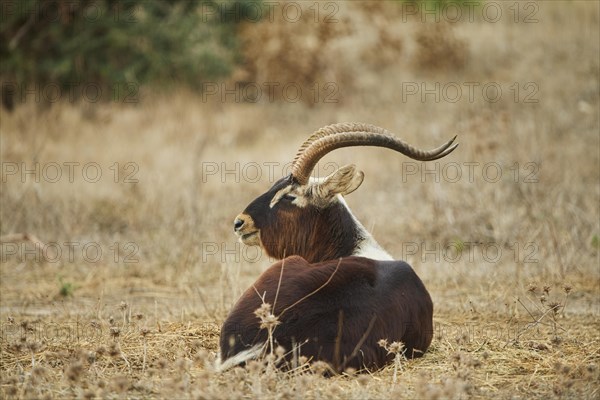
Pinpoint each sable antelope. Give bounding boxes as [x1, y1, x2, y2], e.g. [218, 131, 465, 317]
[219, 123, 458, 372]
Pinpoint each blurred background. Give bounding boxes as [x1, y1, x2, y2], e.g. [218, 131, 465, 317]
[2, 0, 533, 108]
[0, 1, 599, 398]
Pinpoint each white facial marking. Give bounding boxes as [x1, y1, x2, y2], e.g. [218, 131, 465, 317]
[270, 186, 293, 208]
[271, 185, 311, 208]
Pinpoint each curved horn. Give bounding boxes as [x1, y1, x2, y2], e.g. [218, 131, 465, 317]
[291, 123, 458, 185]
[292, 123, 377, 164]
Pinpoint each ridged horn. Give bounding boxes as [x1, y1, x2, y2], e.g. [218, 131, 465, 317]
[291, 122, 458, 185]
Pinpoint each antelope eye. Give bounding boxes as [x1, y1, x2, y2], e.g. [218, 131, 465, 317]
[282, 194, 296, 201]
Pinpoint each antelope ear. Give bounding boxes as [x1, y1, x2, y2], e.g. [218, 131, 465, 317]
[314, 164, 364, 200]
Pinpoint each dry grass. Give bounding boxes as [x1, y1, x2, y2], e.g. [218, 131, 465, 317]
[1, 2, 599, 399]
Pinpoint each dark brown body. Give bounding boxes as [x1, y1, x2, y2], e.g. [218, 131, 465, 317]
[220, 255, 433, 372]
[222, 124, 458, 372]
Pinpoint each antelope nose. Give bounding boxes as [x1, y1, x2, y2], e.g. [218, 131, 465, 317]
[233, 218, 244, 232]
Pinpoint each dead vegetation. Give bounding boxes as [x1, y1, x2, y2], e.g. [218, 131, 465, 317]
[237, 2, 406, 104]
[414, 20, 468, 71]
[1, 2, 599, 399]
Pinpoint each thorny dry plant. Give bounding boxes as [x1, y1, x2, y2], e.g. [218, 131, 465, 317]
[378, 339, 407, 385]
[509, 283, 574, 347]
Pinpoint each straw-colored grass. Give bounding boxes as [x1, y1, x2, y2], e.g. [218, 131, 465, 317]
[1, 2, 599, 399]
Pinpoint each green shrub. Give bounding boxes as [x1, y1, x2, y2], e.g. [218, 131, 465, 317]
[0, 0, 260, 107]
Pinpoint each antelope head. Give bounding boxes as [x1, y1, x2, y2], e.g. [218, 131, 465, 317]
[233, 123, 458, 263]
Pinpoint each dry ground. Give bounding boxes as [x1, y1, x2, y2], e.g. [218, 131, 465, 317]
[1, 2, 599, 399]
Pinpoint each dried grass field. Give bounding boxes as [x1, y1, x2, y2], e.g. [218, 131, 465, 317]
[1, 2, 599, 399]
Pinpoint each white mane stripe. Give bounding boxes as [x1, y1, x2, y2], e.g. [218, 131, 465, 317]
[336, 195, 393, 261]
